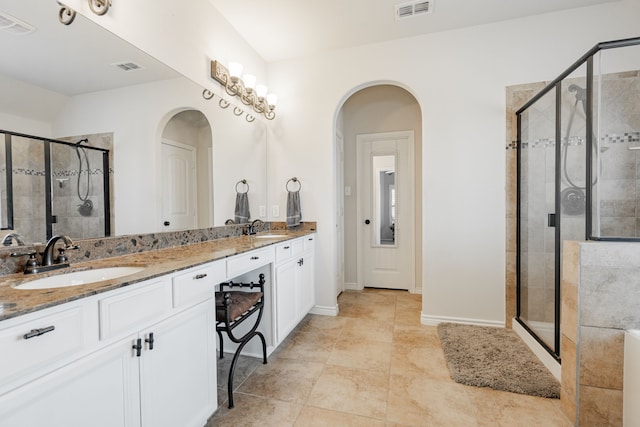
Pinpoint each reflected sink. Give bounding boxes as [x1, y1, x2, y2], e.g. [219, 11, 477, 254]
[253, 234, 288, 239]
[14, 266, 146, 290]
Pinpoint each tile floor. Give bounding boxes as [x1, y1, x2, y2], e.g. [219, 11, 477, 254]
[206, 288, 571, 426]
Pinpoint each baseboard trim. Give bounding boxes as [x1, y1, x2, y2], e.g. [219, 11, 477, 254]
[420, 313, 504, 328]
[309, 304, 339, 316]
[512, 318, 561, 381]
[344, 282, 360, 291]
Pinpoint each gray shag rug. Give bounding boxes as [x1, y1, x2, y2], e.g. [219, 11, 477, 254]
[437, 323, 560, 398]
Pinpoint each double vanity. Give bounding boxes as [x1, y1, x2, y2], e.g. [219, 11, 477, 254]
[0, 226, 316, 427]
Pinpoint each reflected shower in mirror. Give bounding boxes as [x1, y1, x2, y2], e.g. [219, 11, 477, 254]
[1, 131, 111, 244]
[373, 154, 396, 246]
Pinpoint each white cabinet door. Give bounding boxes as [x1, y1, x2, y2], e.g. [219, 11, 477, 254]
[275, 259, 298, 343]
[140, 300, 217, 427]
[0, 338, 141, 427]
[297, 251, 315, 318]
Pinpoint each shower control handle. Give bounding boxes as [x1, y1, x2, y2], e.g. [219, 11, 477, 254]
[365, 219, 370, 225]
[163, 221, 170, 227]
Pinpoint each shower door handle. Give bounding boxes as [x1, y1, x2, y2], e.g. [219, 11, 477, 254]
[547, 213, 556, 228]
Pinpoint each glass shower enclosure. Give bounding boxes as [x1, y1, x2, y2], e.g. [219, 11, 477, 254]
[516, 37, 640, 359]
[1, 131, 111, 244]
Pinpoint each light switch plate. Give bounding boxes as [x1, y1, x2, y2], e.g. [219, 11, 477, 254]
[272, 205, 280, 217]
[344, 186, 351, 196]
[259, 205, 266, 217]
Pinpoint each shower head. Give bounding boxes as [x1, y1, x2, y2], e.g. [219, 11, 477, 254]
[568, 84, 587, 113]
[74, 138, 88, 146]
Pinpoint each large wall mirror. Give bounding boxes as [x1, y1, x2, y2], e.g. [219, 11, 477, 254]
[0, 0, 267, 244]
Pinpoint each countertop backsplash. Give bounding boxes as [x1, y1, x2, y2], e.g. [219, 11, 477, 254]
[0, 222, 316, 277]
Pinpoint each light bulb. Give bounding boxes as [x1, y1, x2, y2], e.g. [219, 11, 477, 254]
[243, 74, 256, 91]
[228, 62, 243, 80]
[255, 84, 268, 99]
[266, 93, 278, 108]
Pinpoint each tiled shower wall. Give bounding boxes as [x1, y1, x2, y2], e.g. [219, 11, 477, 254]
[2, 133, 113, 244]
[51, 133, 113, 241]
[10, 136, 46, 244]
[505, 81, 547, 328]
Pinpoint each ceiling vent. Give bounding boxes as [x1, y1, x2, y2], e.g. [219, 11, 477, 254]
[0, 12, 36, 35]
[111, 61, 144, 72]
[395, 0, 433, 20]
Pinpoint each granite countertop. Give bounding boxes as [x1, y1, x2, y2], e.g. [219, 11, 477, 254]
[0, 230, 314, 322]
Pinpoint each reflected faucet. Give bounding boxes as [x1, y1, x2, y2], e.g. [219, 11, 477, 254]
[247, 219, 264, 235]
[2, 233, 25, 247]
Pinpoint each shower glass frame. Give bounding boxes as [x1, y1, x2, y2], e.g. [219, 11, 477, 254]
[516, 37, 640, 360]
[0, 130, 111, 242]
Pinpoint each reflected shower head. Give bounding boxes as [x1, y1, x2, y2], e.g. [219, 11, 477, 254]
[74, 138, 88, 145]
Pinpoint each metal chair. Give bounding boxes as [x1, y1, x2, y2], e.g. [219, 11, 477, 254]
[215, 273, 267, 408]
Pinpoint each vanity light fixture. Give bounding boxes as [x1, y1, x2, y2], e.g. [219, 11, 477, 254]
[57, 0, 112, 26]
[210, 60, 277, 120]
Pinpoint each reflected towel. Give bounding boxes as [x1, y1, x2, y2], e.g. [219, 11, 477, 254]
[234, 192, 250, 224]
[286, 191, 301, 228]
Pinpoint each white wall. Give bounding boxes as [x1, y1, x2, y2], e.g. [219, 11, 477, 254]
[61, 0, 268, 101]
[266, 1, 640, 323]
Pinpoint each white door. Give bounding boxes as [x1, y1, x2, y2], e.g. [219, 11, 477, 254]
[275, 260, 298, 343]
[161, 140, 196, 231]
[357, 131, 415, 291]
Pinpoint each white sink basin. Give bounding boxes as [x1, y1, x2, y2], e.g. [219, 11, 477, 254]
[14, 266, 146, 290]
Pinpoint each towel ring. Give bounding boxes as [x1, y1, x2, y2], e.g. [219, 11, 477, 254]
[286, 177, 301, 192]
[235, 179, 249, 194]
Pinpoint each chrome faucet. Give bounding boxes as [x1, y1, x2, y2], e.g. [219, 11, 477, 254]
[11, 235, 78, 274]
[2, 232, 25, 246]
[246, 219, 264, 235]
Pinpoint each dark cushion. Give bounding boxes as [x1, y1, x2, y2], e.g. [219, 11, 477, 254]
[216, 291, 263, 321]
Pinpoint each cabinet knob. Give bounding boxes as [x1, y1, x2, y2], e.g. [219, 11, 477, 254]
[133, 338, 143, 357]
[163, 221, 170, 226]
[145, 332, 155, 350]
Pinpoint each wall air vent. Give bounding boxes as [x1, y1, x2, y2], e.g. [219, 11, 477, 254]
[0, 12, 36, 35]
[395, 0, 433, 20]
[111, 61, 144, 72]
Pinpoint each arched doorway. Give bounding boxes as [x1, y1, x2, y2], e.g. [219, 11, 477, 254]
[336, 84, 422, 294]
[160, 110, 212, 231]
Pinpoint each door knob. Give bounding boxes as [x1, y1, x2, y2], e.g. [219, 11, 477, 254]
[365, 219, 370, 225]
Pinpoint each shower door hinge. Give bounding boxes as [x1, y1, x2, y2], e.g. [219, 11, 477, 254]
[548, 213, 556, 227]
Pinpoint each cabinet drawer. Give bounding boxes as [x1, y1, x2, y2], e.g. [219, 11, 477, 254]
[226, 248, 273, 278]
[99, 279, 172, 340]
[304, 235, 315, 252]
[0, 306, 86, 388]
[275, 242, 294, 263]
[291, 239, 304, 257]
[172, 262, 224, 308]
